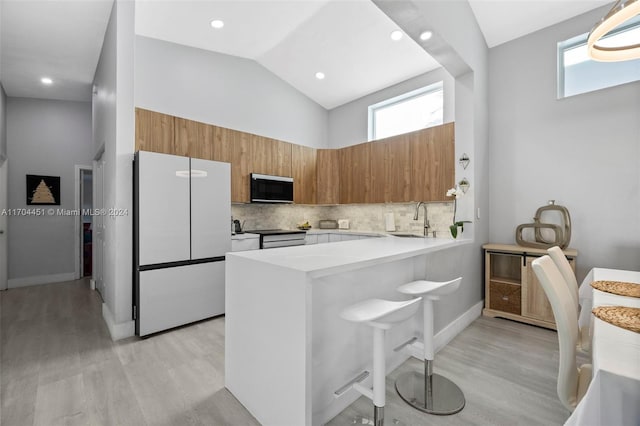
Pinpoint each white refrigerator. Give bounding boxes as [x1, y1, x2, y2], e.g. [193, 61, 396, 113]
[134, 151, 231, 336]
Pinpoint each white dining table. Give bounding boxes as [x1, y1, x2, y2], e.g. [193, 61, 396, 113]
[566, 268, 640, 426]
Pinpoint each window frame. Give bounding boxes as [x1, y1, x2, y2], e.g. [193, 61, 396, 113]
[368, 81, 444, 141]
[557, 19, 640, 99]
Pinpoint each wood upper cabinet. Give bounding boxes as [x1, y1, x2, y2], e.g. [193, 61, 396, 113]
[250, 136, 292, 177]
[339, 142, 371, 204]
[292, 145, 317, 204]
[316, 149, 339, 204]
[211, 126, 233, 163]
[174, 118, 232, 162]
[410, 123, 455, 202]
[231, 131, 252, 203]
[173, 117, 198, 158]
[370, 135, 411, 203]
[136, 109, 456, 205]
[135, 108, 175, 154]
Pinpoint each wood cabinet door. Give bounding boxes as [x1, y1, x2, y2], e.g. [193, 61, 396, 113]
[292, 145, 317, 204]
[211, 126, 233, 163]
[167, 117, 233, 163]
[231, 132, 251, 203]
[250, 136, 292, 177]
[339, 142, 371, 204]
[135, 108, 175, 155]
[274, 140, 292, 177]
[173, 117, 198, 158]
[369, 141, 386, 204]
[370, 136, 411, 203]
[522, 256, 555, 324]
[316, 149, 339, 204]
[409, 123, 455, 202]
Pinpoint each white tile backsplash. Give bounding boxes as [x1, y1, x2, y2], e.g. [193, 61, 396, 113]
[231, 204, 327, 231]
[232, 202, 454, 236]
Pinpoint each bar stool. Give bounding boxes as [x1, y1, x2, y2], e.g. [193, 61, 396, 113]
[395, 277, 465, 415]
[340, 297, 422, 426]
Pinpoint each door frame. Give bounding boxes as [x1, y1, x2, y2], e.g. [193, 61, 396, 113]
[0, 157, 8, 291]
[74, 164, 93, 279]
[92, 147, 105, 297]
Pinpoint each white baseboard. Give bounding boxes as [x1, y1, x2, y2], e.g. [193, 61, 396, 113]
[102, 303, 135, 341]
[406, 300, 484, 360]
[8, 272, 76, 288]
[435, 299, 484, 352]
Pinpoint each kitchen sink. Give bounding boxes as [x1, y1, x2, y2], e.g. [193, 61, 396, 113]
[389, 233, 425, 238]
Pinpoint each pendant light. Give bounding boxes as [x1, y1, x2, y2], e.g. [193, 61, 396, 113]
[587, 0, 640, 61]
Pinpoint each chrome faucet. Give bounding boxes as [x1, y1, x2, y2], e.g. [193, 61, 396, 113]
[414, 202, 430, 236]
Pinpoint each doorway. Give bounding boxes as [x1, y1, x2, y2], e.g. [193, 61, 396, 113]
[0, 158, 7, 291]
[80, 168, 93, 277]
[75, 165, 93, 279]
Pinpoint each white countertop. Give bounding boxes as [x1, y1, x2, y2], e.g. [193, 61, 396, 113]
[227, 235, 470, 278]
[231, 232, 259, 240]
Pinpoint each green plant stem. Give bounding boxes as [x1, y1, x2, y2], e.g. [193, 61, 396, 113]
[452, 198, 457, 225]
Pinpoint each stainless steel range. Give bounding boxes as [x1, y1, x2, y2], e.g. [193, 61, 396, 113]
[245, 229, 307, 249]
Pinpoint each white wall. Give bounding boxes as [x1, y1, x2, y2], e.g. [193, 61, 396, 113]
[6, 98, 93, 285]
[0, 159, 7, 291]
[135, 36, 329, 149]
[93, 0, 136, 339]
[327, 67, 455, 148]
[0, 85, 7, 291]
[0, 84, 6, 161]
[488, 6, 640, 279]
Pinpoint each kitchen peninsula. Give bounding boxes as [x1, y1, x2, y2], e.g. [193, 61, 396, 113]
[225, 236, 471, 426]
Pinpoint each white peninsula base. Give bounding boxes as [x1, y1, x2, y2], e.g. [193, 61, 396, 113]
[225, 236, 471, 426]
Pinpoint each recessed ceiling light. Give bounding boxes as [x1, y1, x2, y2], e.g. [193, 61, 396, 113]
[210, 19, 224, 29]
[41, 77, 53, 85]
[420, 31, 433, 41]
[390, 30, 403, 41]
[315, 72, 325, 80]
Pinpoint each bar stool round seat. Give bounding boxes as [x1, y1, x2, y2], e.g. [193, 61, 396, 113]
[340, 297, 422, 426]
[340, 298, 423, 329]
[395, 277, 465, 416]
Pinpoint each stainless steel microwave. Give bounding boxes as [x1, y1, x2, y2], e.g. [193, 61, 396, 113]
[250, 173, 294, 203]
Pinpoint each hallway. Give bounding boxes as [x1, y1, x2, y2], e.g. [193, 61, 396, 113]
[0, 279, 256, 426]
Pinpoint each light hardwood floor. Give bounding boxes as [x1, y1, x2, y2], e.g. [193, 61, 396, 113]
[1, 279, 574, 426]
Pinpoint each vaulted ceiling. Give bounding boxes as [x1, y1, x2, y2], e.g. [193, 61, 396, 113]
[0, 0, 613, 106]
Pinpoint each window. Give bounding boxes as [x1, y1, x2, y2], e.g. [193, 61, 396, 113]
[558, 19, 640, 98]
[368, 82, 443, 141]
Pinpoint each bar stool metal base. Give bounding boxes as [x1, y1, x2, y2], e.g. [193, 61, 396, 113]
[395, 370, 465, 415]
[350, 414, 406, 425]
[350, 406, 384, 426]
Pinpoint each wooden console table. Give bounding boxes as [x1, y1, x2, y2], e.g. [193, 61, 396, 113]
[482, 244, 578, 330]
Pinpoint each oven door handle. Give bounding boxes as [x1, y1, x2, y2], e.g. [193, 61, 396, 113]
[261, 240, 307, 249]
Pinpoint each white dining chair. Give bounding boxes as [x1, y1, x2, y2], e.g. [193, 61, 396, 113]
[531, 255, 592, 412]
[547, 246, 578, 307]
[547, 246, 591, 353]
